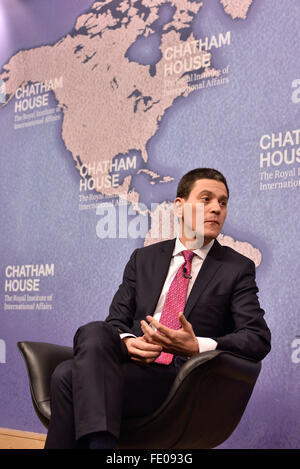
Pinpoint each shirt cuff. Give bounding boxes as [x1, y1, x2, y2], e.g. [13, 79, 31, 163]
[196, 337, 218, 353]
[119, 332, 136, 340]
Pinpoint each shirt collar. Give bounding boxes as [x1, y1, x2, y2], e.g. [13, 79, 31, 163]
[173, 237, 215, 261]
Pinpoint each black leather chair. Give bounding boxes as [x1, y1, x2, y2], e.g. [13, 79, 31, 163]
[17, 341, 261, 449]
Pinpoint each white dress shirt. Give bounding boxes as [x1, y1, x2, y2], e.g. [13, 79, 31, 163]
[120, 237, 218, 354]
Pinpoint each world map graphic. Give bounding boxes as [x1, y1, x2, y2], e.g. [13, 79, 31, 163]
[0, 0, 261, 264]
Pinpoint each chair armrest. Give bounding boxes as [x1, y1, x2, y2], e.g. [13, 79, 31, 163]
[166, 350, 261, 410]
[175, 350, 261, 385]
[17, 341, 73, 426]
[120, 350, 261, 448]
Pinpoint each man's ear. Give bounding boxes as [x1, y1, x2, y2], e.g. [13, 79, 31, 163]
[174, 198, 183, 218]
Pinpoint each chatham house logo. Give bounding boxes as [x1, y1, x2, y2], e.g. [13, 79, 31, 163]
[0, 78, 6, 104]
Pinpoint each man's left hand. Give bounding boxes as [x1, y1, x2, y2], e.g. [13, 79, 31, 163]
[140, 313, 199, 357]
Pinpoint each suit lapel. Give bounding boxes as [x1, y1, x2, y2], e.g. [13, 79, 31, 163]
[184, 240, 224, 319]
[149, 238, 176, 315]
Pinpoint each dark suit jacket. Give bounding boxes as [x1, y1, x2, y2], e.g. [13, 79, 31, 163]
[106, 238, 271, 362]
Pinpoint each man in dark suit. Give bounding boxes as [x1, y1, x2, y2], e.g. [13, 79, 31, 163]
[45, 168, 271, 449]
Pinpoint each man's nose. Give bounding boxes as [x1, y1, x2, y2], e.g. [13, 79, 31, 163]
[210, 200, 221, 213]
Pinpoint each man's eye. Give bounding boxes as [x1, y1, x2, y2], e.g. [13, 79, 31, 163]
[220, 201, 227, 207]
[201, 196, 209, 202]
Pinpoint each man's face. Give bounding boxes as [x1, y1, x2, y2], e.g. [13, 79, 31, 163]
[175, 178, 228, 246]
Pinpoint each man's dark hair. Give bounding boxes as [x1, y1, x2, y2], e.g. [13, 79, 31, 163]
[176, 168, 229, 199]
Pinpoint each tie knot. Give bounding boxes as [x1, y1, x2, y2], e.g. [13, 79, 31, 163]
[182, 250, 195, 265]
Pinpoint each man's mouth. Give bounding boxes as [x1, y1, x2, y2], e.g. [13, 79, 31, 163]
[205, 219, 219, 225]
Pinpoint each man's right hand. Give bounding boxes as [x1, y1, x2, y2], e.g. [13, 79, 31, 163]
[123, 336, 162, 364]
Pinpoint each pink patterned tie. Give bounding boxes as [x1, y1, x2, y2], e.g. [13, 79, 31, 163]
[155, 250, 195, 365]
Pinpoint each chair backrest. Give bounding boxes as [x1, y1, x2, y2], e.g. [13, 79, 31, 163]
[18, 341, 73, 428]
